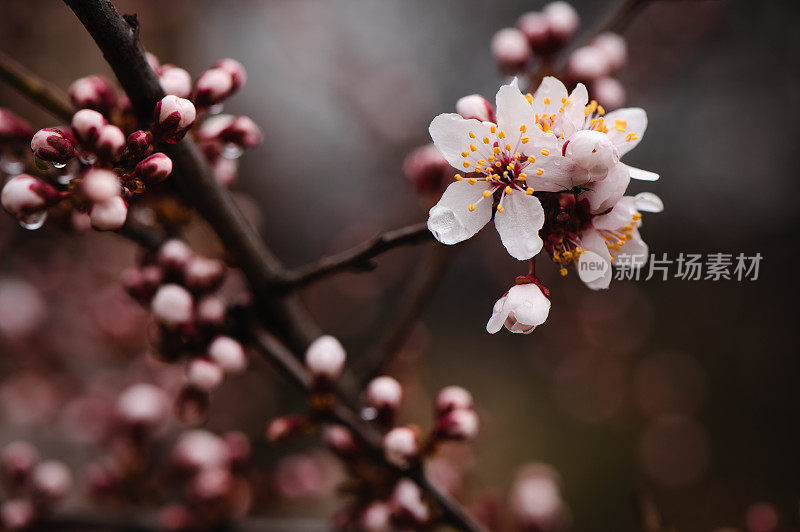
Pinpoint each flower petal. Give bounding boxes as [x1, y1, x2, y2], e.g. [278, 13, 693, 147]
[495, 82, 538, 154]
[486, 296, 511, 334]
[578, 228, 612, 290]
[531, 76, 568, 117]
[526, 154, 582, 192]
[506, 284, 550, 327]
[603, 107, 647, 156]
[628, 165, 659, 181]
[494, 191, 544, 260]
[580, 162, 630, 214]
[618, 227, 649, 266]
[634, 192, 663, 213]
[427, 180, 492, 245]
[429, 113, 494, 169]
[593, 196, 638, 230]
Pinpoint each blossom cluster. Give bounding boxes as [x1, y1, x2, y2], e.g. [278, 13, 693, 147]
[0, 54, 261, 232]
[122, 238, 247, 421]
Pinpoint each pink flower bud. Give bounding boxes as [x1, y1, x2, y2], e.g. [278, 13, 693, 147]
[30, 128, 77, 165]
[566, 45, 612, 81]
[196, 295, 227, 327]
[592, 32, 627, 71]
[218, 116, 263, 149]
[456, 94, 495, 122]
[121, 265, 163, 303]
[0, 499, 34, 531]
[94, 124, 126, 160]
[322, 425, 357, 456]
[172, 430, 229, 471]
[491, 28, 531, 71]
[159, 505, 194, 532]
[403, 143, 451, 196]
[186, 358, 224, 392]
[207, 336, 247, 374]
[135, 152, 173, 184]
[123, 130, 154, 159]
[266, 415, 306, 443]
[151, 284, 193, 327]
[435, 385, 473, 415]
[543, 1, 580, 43]
[71, 109, 107, 147]
[436, 408, 479, 440]
[68, 75, 117, 113]
[190, 467, 232, 501]
[305, 335, 346, 380]
[359, 502, 392, 532]
[194, 68, 234, 108]
[487, 283, 551, 334]
[390, 478, 430, 524]
[212, 157, 238, 187]
[81, 169, 120, 203]
[224, 431, 251, 470]
[593, 77, 626, 109]
[158, 239, 194, 270]
[509, 464, 567, 530]
[1, 175, 61, 216]
[183, 256, 225, 293]
[0, 109, 34, 143]
[116, 383, 170, 428]
[89, 195, 128, 230]
[365, 376, 403, 411]
[214, 58, 247, 90]
[517, 11, 550, 49]
[154, 95, 196, 143]
[31, 460, 72, 501]
[382, 426, 419, 468]
[1, 441, 39, 484]
[159, 65, 193, 99]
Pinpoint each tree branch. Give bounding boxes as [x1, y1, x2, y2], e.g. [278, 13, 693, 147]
[0, 50, 74, 122]
[281, 222, 432, 288]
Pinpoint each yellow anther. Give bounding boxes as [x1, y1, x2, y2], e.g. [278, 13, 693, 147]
[497, 205, 504, 213]
[527, 156, 536, 163]
[536, 168, 544, 175]
[505, 186, 512, 194]
[520, 136, 529, 144]
[524, 93, 533, 104]
[560, 268, 568, 276]
[461, 151, 469, 157]
[470, 144, 478, 151]
[505, 143, 512, 151]
[543, 97, 551, 105]
[561, 97, 568, 104]
[485, 176, 492, 182]
[463, 161, 471, 168]
[632, 213, 642, 220]
[493, 146, 501, 154]
[483, 190, 491, 198]
[482, 137, 490, 144]
[614, 119, 627, 132]
[454, 174, 463, 181]
[514, 152, 521, 158]
[468, 177, 477, 185]
[475, 165, 483, 171]
[490, 125, 496, 133]
[625, 132, 639, 142]
[520, 124, 527, 133]
[495, 162, 502, 167]
[478, 159, 486, 165]
[498, 130, 506, 139]
[487, 156, 495, 162]
[468, 131, 476, 139]
[597, 105, 605, 115]
[518, 173, 527, 179]
[525, 188, 534, 195]
[468, 204, 476, 212]
[503, 171, 509, 178]
[540, 149, 550, 156]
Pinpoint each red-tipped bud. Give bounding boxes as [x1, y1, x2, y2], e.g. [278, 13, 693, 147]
[31, 460, 72, 502]
[175, 387, 209, 426]
[116, 383, 170, 428]
[435, 408, 479, 441]
[207, 336, 247, 374]
[195, 295, 227, 327]
[30, 128, 77, 165]
[517, 12, 550, 50]
[172, 430, 230, 471]
[322, 425, 357, 456]
[390, 479, 430, 524]
[194, 68, 234, 108]
[359, 502, 392, 531]
[159, 65, 193, 99]
[154, 95, 196, 143]
[491, 28, 531, 71]
[456, 94, 495, 122]
[543, 1, 580, 44]
[1, 175, 61, 216]
[183, 256, 225, 293]
[123, 130, 154, 159]
[265, 415, 306, 443]
[593, 77, 626, 109]
[382, 426, 419, 468]
[1, 441, 39, 485]
[305, 335, 346, 381]
[435, 385, 473, 415]
[71, 109, 107, 147]
[135, 152, 173, 184]
[365, 376, 403, 412]
[158, 239, 194, 270]
[214, 58, 247, 90]
[218, 116, 263, 149]
[151, 284, 194, 328]
[189, 467, 232, 501]
[0, 109, 34, 143]
[121, 265, 163, 303]
[186, 358, 224, 392]
[402, 143, 451, 196]
[592, 32, 627, 71]
[68, 75, 117, 114]
[81, 169, 120, 203]
[89, 196, 127, 230]
[93, 125, 125, 160]
[566, 45, 612, 81]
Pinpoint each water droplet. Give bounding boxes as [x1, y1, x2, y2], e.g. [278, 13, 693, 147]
[360, 407, 378, 421]
[52, 162, 67, 169]
[222, 144, 243, 160]
[18, 211, 47, 230]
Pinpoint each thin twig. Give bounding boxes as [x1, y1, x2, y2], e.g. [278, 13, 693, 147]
[0, 50, 74, 121]
[251, 328, 487, 532]
[281, 222, 432, 287]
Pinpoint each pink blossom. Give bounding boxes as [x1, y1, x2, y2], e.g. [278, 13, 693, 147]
[207, 336, 247, 374]
[89, 196, 128, 230]
[151, 284, 194, 327]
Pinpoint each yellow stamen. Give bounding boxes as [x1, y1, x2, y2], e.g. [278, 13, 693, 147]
[496, 205, 504, 213]
[540, 149, 550, 156]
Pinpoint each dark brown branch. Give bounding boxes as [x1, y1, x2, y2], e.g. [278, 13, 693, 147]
[251, 328, 487, 532]
[281, 222, 432, 287]
[62, 0, 319, 349]
[0, 50, 74, 122]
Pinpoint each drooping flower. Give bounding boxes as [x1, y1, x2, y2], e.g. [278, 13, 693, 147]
[486, 281, 551, 334]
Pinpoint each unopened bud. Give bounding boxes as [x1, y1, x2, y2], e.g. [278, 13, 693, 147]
[81, 169, 120, 203]
[517, 12, 550, 49]
[305, 335, 346, 380]
[158, 239, 194, 270]
[0, 109, 33, 143]
[2, 175, 61, 216]
[190, 467, 232, 501]
[365, 376, 403, 412]
[123, 130, 154, 159]
[31, 460, 72, 502]
[435, 408, 479, 440]
[491, 28, 531, 71]
[543, 1, 580, 44]
[0, 499, 34, 531]
[592, 32, 627, 71]
[223, 431, 251, 470]
[593, 76, 626, 109]
[218, 116, 263, 149]
[1, 441, 39, 485]
[322, 425, 358, 456]
[390, 478, 430, 524]
[89, 195, 128, 230]
[172, 430, 230, 471]
[68, 75, 117, 113]
[456, 94, 495, 122]
[154, 95, 196, 143]
[266, 415, 306, 443]
[151, 284, 194, 328]
[435, 385, 473, 415]
[135, 152, 173, 184]
[183, 256, 225, 293]
[383, 426, 419, 468]
[214, 58, 247, 90]
[159, 65, 193, 99]
[93, 125, 125, 160]
[116, 383, 170, 428]
[175, 386, 209, 426]
[403, 143, 451, 196]
[31, 128, 77, 165]
[71, 109, 107, 147]
[194, 68, 234, 108]
[186, 358, 224, 392]
[196, 295, 227, 327]
[207, 336, 247, 373]
[121, 265, 163, 303]
[566, 45, 611, 81]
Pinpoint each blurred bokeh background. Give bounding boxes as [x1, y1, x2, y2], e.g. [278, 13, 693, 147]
[1, 0, 798, 530]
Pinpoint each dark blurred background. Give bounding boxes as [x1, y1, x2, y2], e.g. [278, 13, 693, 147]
[1, 1, 799, 531]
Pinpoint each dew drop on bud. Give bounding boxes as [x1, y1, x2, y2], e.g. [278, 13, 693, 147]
[18, 211, 47, 230]
[360, 407, 378, 421]
[52, 162, 67, 169]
